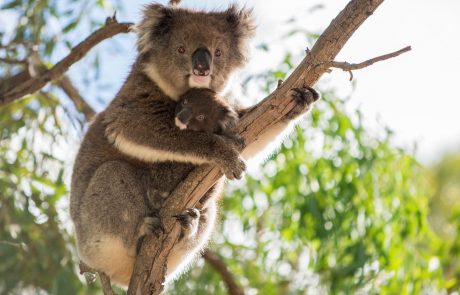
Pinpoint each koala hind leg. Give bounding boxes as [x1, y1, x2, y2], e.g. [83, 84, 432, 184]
[166, 200, 217, 281]
[75, 160, 148, 287]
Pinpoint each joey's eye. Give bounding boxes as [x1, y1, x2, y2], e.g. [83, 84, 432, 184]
[215, 49, 222, 57]
[178, 46, 185, 54]
[182, 99, 188, 105]
[196, 114, 205, 121]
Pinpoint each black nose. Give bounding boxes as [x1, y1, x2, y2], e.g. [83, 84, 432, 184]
[192, 48, 211, 76]
[177, 108, 192, 124]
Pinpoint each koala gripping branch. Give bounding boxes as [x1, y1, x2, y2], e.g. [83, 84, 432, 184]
[128, 0, 389, 294]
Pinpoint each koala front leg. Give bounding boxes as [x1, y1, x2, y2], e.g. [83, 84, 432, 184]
[241, 86, 319, 159]
[104, 101, 246, 179]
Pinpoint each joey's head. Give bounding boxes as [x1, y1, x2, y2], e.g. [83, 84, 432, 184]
[136, 3, 255, 100]
[175, 88, 238, 134]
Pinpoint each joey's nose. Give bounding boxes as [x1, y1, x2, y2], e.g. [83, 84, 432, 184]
[176, 109, 191, 126]
[192, 48, 211, 76]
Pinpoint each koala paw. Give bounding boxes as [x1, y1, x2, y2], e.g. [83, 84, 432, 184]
[233, 135, 246, 150]
[285, 86, 320, 120]
[141, 210, 165, 238]
[222, 155, 246, 180]
[173, 208, 200, 240]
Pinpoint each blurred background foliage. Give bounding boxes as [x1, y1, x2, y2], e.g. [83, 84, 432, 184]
[1, 0, 459, 294]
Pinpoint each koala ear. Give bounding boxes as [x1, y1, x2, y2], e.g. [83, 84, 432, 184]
[225, 5, 256, 40]
[220, 107, 238, 129]
[136, 4, 175, 53]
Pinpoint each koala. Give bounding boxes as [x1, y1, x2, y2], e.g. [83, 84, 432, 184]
[175, 88, 239, 138]
[70, 2, 319, 288]
[70, 3, 255, 287]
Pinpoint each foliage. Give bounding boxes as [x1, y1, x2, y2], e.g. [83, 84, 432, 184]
[1, 1, 459, 295]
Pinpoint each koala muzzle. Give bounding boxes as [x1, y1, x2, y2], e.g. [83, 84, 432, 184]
[192, 48, 211, 76]
[175, 109, 191, 129]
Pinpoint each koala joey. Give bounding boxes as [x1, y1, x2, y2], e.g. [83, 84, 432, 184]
[70, 2, 319, 288]
[175, 88, 240, 140]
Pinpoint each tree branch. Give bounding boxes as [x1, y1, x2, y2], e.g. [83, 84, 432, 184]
[128, 0, 401, 294]
[0, 57, 28, 65]
[203, 250, 245, 295]
[0, 16, 133, 106]
[56, 75, 96, 121]
[328, 45, 412, 81]
[79, 262, 115, 295]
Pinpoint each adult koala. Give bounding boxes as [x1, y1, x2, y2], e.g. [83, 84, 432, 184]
[70, 2, 318, 287]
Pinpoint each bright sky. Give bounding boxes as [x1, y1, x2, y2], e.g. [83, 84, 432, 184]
[101, 0, 459, 165]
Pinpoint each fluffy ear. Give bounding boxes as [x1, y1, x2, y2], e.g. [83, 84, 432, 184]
[220, 106, 238, 129]
[136, 3, 175, 53]
[225, 5, 256, 41]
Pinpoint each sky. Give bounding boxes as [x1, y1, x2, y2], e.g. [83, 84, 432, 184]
[85, 0, 459, 165]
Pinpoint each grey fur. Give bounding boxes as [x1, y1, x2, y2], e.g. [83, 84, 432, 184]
[70, 3, 255, 286]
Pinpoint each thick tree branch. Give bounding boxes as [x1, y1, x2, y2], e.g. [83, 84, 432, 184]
[128, 0, 399, 294]
[0, 16, 133, 106]
[56, 75, 96, 121]
[203, 250, 245, 295]
[328, 45, 412, 80]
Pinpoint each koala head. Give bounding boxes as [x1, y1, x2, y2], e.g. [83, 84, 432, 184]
[175, 88, 238, 134]
[136, 3, 255, 100]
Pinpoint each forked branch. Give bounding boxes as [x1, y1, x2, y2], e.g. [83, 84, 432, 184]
[327, 45, 412, 80]
[0, 16, 133, 106]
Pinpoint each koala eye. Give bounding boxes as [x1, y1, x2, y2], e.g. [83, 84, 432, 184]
[182, 99, 188, 105]
[178, 46, 186, 54]
[196, 114, 205, 121]
[215, 49, 222, 57]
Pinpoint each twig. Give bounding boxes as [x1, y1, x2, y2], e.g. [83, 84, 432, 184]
[99, 273, 116, 295]
[56, 75, 96, 121]
[328, 45, 412, 81]
[0, 57, 28, 65]
[0, 17, 133, 106]
[128, 0, 397, 294]
[203, 250, 244, 295]
[79, 262, 116, 295]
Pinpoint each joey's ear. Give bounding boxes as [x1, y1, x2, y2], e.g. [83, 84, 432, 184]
[136, 4, 175, 53]
[220, 107, 238, 129]
[225, 5, 256, 41]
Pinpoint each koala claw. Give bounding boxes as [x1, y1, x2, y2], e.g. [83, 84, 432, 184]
[291, 86, 319, 104]
[142, 212, 165, 238]
[173, 208, 201, 240]
[234, 135, 246, 150]
[222, 156, 246, 180]
[285, 86, 320, 120]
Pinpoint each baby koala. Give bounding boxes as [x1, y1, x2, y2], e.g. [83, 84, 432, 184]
[175, 88, 240, 139]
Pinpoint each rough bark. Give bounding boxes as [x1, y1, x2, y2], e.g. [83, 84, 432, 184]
[128, 0, 391, 294]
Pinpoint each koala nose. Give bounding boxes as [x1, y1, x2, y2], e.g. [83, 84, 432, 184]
[176, 109, 192, 128]
[192, 48, 211, 76]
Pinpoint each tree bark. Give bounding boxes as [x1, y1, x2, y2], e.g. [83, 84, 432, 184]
[128, 0, 390, 294]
